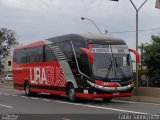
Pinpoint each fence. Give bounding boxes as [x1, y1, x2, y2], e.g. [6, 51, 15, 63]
[136, 70, 160, 88]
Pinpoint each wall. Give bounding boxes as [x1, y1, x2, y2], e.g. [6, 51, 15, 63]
[135, 87, 160, 97]
[4, 56, 13, 72]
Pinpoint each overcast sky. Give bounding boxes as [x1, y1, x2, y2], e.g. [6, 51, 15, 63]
[0, 0, 160, 49]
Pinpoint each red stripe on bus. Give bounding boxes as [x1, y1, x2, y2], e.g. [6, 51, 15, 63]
[30, 88, 66, 95]
[95, 80, 121, 87]
[14, 86, 66, 95]
[76, 92, 133, 99]
[14, 86, 24, 91]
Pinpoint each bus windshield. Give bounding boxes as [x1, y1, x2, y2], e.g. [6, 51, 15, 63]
[90, 44, 133, 80]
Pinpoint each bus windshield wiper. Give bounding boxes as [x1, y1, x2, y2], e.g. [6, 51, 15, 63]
[115, 58, 127, 80]
[105, 64, 112, 79]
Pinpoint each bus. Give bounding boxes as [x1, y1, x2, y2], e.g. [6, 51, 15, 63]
[13, 34, 139, 102]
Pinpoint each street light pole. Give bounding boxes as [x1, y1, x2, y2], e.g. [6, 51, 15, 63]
[130, 0, 148, 97]
[81, 17, 102, 34]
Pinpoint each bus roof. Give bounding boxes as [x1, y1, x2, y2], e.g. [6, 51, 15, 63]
[15, 41, 45, 50]
[15, 33, 126, 50]
[47, 33, 126, 44]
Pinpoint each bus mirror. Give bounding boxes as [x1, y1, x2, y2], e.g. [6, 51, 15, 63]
[80, 47, 93, 64]
[129, 49, 140, 63]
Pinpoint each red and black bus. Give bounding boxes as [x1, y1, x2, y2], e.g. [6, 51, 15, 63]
[13, 34, 139, 102]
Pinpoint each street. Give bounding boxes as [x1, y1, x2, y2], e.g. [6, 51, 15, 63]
[0, 88, 160, 120]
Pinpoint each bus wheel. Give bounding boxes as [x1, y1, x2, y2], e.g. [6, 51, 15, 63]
[67, 84, 76, 102]
[50, 94, 60, 98]
[24, 82, 31, 96]
[24, 82, 36, 96]
[103, 98, 112, 102]
[24, 82, 37, 96]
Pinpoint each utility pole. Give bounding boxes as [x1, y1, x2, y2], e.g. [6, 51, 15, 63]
[130, 0, 148, 99]
[0, 50, 2, 73]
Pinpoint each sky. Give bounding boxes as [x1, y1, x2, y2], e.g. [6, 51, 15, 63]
[0, 0, 160, 49]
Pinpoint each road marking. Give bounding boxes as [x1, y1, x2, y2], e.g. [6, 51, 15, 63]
[21, 96, 28, 99]
[0, 88, 21, 92]
[115, 99, 160, 106]
[61, 118, 71, 120]
[31, 97, 39, 100]
[114, 100, 138, 104]
[55, 101, 159, 116]
[12, 95, 18, 97]
[1, 88, 160, 108]
[4, 93, 10, 96]
[138, 102, 160, 106]
[0, 104, 13, 109]
[42, 99, 51, 102]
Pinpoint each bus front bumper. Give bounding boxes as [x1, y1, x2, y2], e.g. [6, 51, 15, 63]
[75, 80, 134, 99]
[76, 92, 133, 99]
[87, 80, 134, 92]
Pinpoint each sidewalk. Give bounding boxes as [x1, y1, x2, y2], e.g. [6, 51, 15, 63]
[116, 96, 160, 104]
[0, 81, 13, 89]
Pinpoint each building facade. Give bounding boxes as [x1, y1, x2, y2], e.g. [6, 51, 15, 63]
[4, 56, 13, 72]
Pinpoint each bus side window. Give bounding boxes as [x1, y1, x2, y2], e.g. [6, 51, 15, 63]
[45, 45, 57, 62]
[72, 40, 90, 76]
[19, 50, 24, 63]
[21, 49, 28, 63]
[72, 40, 86, 59]
[36, 46, 43, 62]
[56, 41, 73, 61]
[13, 50, 17, 63]
[29, 46, 43, 63]
[17, 50, 21, 63]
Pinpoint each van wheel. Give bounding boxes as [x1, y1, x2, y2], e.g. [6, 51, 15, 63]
[67, 84, 77, 102]
[103, 98, 112, 102]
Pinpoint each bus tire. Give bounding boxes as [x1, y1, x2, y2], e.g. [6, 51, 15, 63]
[50, 94, 60, 98]
[103, 98, 112, 102]
[24, 82, 37, 96]
[67, 84, 77, 102]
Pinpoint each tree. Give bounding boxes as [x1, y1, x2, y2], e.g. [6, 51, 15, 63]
[143, 35, 160, 87]
[0, 28, 18, 72]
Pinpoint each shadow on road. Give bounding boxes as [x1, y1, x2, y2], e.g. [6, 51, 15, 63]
[18, 93, 128, 105]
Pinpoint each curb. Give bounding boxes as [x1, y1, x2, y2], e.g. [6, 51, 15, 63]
[116, 96, 160, 104]
[0, 81, 13, 89]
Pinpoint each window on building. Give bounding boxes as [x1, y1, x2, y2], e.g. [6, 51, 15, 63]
[8, 61, 12, 66]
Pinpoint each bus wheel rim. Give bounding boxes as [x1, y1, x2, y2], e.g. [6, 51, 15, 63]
[69, 89, 75, 100]
[26, 84, 29, 95]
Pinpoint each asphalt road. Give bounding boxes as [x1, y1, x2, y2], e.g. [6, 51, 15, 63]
[0, 88, 160, 120]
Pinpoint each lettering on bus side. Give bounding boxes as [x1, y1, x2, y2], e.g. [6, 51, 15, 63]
[30, 67, 65, 87]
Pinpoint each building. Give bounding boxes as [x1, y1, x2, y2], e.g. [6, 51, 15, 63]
[4, 56, 13, 72]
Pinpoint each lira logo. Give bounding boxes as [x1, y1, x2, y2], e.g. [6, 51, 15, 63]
[30, 67, 65, 87]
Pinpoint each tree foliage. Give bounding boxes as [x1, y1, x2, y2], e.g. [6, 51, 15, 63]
[144, 35, 160, 86]
[0, 28, 18, 59]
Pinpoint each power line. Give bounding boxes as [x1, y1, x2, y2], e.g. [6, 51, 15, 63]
[109, 27, 160, 34]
